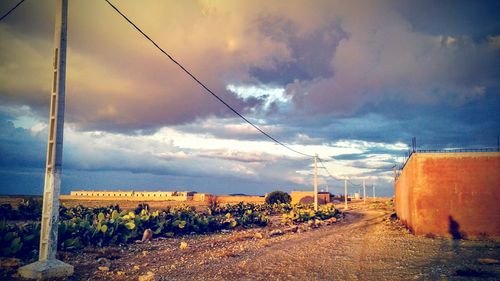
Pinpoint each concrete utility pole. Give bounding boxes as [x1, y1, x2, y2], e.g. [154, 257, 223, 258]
[19, 0, 73, 279]
[344, 177, 348, 210]
[313, 154, 318, 211]
[363, 179, 366, 204]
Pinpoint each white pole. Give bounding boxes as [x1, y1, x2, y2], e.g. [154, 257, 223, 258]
[344, 177, 348, 210]
[363, 179, 366, 204]
[313, 154, 318, 211]
[372, 183, 375, 200]
[19, 0, 74, 279]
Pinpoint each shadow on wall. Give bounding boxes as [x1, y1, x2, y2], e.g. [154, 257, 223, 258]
[300, 196, 327, 205]
[448, 215, 467, 240]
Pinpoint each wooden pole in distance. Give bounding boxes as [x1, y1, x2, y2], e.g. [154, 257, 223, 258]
[313, 154, 318, 211]
[344, 177, 348, 210]
[363, 179, 366, 204]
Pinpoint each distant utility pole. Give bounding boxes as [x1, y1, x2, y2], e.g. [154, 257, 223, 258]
[393, 163, 397, 182]
[344, 177, 348, 210]
[372, 183, 376, 200]
[313, 154, 318, 211]
[19, 0, 73, 279]
[363, 179, 366, 204]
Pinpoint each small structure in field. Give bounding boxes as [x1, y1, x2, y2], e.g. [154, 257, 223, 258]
[290, 191, 331, 205]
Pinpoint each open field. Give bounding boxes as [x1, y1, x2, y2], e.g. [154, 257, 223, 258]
[60, 198, 209, 212]
[0, 195, 209, 212]
[1, 197, 498, 280]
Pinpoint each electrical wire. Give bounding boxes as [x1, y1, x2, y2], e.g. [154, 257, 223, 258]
[104, 0, 314, 158]
[103, 0, 391, 184]
[318, 156, 367, 187]
[317, 157, 344, 182]
[0, 0, 25, 22]
[348, 180, 362, 187]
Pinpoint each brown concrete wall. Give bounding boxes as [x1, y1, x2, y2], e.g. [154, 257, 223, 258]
[192, 193, 207, 202]
[395, 152, 500, 238]
[290, 191, 330, 205]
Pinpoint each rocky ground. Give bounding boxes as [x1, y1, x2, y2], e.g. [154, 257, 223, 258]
[2, 199, 499, 280]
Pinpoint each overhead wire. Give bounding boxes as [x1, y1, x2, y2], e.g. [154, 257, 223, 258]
[317, 157, 344, 182]
[0, 0, 25, 22]
[103, 0, 314, 158]
[348, 180, 362, 187]
[103, 0, 388, 185]
[318, 156, 366, 187]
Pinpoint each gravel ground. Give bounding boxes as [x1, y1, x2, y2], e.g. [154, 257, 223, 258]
[3, 200, 499, 281]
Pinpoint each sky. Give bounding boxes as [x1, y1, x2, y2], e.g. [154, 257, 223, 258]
[0, 0, 499, 197]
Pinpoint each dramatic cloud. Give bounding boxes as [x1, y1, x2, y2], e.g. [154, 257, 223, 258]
[0, 0, 498, 196]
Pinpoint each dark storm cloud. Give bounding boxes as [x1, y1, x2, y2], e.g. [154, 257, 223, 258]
[0, 116, 45, 169]
[395, 0, 500, 40]
[0, 1, 275, 132]
[1, 0, 498, 137]
[250, 16, 347, 85]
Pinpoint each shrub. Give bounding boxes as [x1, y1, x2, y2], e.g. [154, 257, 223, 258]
[207, 196, 219, 215]
[134, 203, 149, 214]
[265, 191, 291, 205]
[18, 198, 42, 220]
[0, 204, 15, 220]
[281, 204, 338, 225]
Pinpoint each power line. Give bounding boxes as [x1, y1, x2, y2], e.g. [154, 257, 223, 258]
[104, 0, 313, 158]
[318, 156, 366, 187]
[103, 1, 386, 182]
[317, 157, 343, 182]
[348, 180, 362, 187]
[0, 0, 25, 22]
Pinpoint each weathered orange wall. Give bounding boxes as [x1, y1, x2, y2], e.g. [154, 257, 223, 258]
[395, 152, 500, 238]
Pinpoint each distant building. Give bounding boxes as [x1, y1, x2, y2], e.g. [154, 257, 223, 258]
[354, 192, 360, 200]
[290, 191, 330, 205]
[68, 190, 201, 201]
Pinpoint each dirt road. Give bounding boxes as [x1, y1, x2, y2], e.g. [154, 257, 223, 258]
[186, 209, 499, 281]
[4, 202, 499, 280]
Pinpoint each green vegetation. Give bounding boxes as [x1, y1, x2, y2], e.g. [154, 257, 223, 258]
[0, 201, 339, 261]
[265, 190, 292, 204]
[0, 203, 270, 260]
[281, 204, 338, 225]
[0, 220, 39, 258]
[0, 198, 42, 220]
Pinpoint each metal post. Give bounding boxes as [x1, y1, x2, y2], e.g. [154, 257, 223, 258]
[313, 154, 318, 211]
[344, 177, 348, 210]
[18, 0, 73, 279]
[363, 179, 366, 204]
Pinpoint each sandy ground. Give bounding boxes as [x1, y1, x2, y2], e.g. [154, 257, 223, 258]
[2, 200, 499, 280]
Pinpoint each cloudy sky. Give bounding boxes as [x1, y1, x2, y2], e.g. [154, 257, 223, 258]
[1, 0, 499, 196]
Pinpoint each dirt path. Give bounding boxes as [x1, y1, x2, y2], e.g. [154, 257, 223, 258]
[187, 209, 499, 281]
[4, 202, 499, 280]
